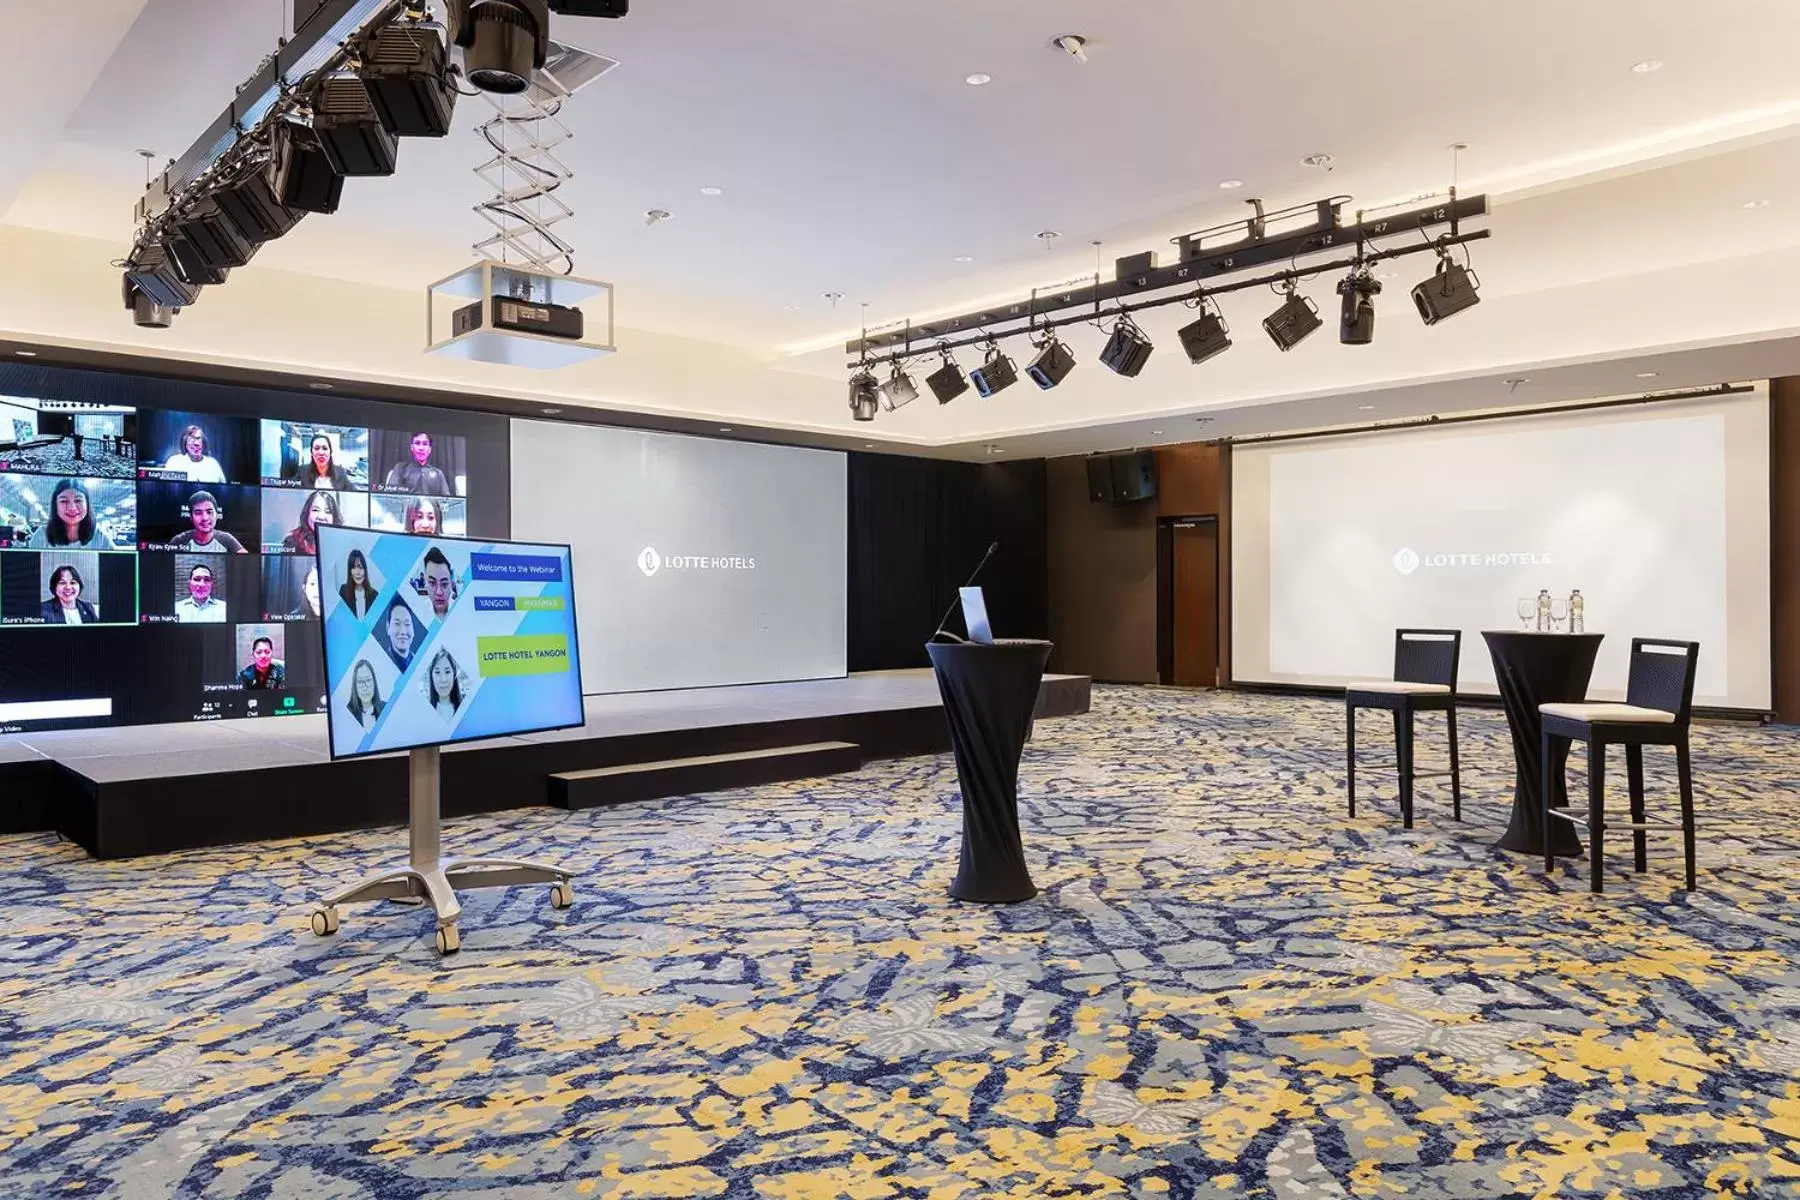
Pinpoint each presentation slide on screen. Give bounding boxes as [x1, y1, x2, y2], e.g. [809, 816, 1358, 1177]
[1231, 389, 1772, 709]
[511, 420, 847, 694]
[318, 526, 584, 759]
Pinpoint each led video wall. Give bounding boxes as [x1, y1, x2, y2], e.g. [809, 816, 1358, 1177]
[0, 363, 509, 733]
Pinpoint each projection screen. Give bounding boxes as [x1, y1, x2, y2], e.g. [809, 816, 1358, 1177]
[511, 421, 847, 694]
[1231, 387, 1771, 710]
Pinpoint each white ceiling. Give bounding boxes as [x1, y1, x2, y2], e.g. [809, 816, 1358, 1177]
[5, 0, 1800, 456]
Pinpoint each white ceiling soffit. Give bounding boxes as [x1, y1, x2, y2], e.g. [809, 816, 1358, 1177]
[4, 0, 1800, 457]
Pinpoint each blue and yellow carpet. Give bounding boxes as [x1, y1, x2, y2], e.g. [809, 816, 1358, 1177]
[2, 688, 1797, 1198]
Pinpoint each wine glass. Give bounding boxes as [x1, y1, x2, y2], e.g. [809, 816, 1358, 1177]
[1517, 598, 1537, 631]
[1549, 597, 1569, 633]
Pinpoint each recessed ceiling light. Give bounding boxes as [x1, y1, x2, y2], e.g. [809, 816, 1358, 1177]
[309, 381, 334, 390]
[1151, 430, 1164, 435]
[1036, 230, 1061, 242]
[1743, 199, 1771, 209]
[1302, 153, 1335, 169]
[1503, 377, 1530, 387]
[954, 255, 975, 263]
[699, 186, 723, 196]
[1631, 59, 1664, 74]
[864, 443, 875, 449]
[782, 305, 801, 312]
[1218, 179, 1244, 190]
[14, 350, 37, 357]
[719, 426, 734, 433]
[1636, 371, 1659, 379]
[1357, 405, 1376, 411]
[542, 407, 563, 415]
[965, 73, 992, 87]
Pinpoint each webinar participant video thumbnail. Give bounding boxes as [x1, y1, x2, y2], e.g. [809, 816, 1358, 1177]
[261, 554, 324, 621]
[260, 488, 369, 556]
[137, 482, 259, 553]
[0, 475, 137, 550]
[139, 552, 258, 624]
[370, 494, 467, 537]
[368, 429, 467, 497]
[0, 550, 138, 626]
[0, 395, 136, 479]
[137, 410, 261, 485]
[262, 421, 369, 491]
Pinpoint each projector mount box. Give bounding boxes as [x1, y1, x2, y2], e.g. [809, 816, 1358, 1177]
[426, 261, 614, 368]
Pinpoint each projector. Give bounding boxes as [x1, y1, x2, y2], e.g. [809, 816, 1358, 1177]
[454, 296, 586, 340]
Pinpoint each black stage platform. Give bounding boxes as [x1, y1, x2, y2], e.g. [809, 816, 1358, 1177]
[0, 670, 1091, 859]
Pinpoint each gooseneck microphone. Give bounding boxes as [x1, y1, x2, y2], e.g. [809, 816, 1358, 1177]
[929, 541, 999, 644]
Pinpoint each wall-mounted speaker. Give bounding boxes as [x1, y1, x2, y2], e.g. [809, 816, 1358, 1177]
[1085, 455, 1112, 503]
[1110, 450, 1158, 504]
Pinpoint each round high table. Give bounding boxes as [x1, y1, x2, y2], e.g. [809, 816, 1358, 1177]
[1482, 631, 1604, 857]
[926, 638, 1052, 904]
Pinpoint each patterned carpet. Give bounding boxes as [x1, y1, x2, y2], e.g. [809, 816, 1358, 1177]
[1, 687, 1798, 1199]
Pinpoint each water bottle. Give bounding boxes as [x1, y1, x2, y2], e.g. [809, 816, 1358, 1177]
[1569, 589, 1584, 634]
[1537, 589, 1552, 632]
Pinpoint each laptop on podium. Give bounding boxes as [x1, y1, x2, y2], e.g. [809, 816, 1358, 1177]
[959, 587, 995, 644]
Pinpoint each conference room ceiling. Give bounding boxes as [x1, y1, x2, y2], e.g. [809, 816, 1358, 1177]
[4, 0, 1800, 457]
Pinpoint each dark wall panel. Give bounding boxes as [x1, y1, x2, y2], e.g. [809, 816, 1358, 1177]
[848, 455, 1047, 670]
[1046, 457, 1158, 682]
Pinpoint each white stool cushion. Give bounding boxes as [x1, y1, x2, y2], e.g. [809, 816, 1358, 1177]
[1346, 680, 1452, 695]
[1539, 702, 1676, 724]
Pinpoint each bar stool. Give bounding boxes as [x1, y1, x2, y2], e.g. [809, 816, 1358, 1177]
[1539, 638, 1699, 893]
[1346, 629, 1463, 829]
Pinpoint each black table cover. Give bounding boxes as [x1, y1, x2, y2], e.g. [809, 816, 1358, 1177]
[927, 638, 1052, 904]
[1482, 631, 1604, 857]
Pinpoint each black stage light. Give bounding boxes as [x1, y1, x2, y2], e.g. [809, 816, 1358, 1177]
[122, 278, 178, 329]
[270, 120, 345, 214]
[927, 352, 969, 404]
[1413, 256, 1482, 325]
[169, 198, 257, 270]
[361, 21, 457, 137]
[1263, 286, 1321, 352]
[313, 76, 401, 176]
[123, 246, 201, 310]
[1177, 303, 1232, 365]
[166, 234, 232, 287]
[969, 345, 1018, 397]
[1336, 266, 1381, 345]
[1100, 317, 1154, 377]
[880, 366, 919, 411]
[548, 0, 628, 15]
[451, 0, 550, 95]
[213, 160, 306, 244]
[848, 370, 880, 422]
[1026, 336, 1077, 389]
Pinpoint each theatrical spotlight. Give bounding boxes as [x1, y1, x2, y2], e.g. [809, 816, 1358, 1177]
[1026, 335, 1077, 389]
[168, 198, 257, 271]
[880, 365, 920, 411]
[450, 0, 551, 95]
[927, 349, 970, 404]
[123, 245, 201, 310]
[269, 120, 345, 214]
[1100, 316, 1153, 377]
[361, 21, 457, 137]
[1262, 283, 1321, 352]
[313, 76, 401, 176]
[1177, 298, 1232, 365]
[1336, 265, 1381, 345]
[212, 156, 305, 245]
[848, 369, 881, 422]
[1413, 251, 1482, 325]
[122, 278, 178, 329]
[969, 343, 1018, 397]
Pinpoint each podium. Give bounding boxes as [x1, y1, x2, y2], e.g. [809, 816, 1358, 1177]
[926, 638, 1052, 904]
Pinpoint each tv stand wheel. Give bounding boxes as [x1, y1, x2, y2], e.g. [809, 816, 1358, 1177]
[310, 907, 340, 937]
[435, 924, 461, 956]
[550, 882, 574, 910]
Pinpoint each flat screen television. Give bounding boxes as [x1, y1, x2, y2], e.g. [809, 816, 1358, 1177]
[317, 525, 584, 760]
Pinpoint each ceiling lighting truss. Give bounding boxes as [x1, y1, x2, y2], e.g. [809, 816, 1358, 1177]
[844, 191, 1488, 360]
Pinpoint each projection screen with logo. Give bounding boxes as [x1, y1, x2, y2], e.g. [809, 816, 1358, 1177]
[1230, 387, 1771, 709]
[511, 420, 847, 694]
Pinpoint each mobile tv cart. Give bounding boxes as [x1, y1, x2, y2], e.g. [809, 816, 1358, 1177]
[309, 745, 576, 955]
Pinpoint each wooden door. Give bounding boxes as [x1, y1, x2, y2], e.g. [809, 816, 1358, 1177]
[1171, 521, 1219, 686]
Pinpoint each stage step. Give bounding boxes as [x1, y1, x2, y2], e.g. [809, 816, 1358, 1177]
[549, 741, 863, 810]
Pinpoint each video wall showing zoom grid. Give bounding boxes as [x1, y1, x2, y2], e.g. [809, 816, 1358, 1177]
[0, 364, 509, 733]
